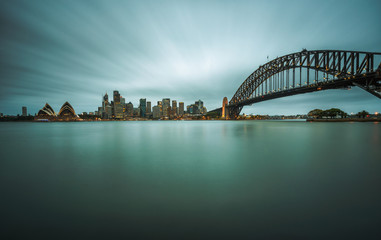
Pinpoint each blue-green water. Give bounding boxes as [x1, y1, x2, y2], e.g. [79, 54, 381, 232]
[1, 121, 380, 239]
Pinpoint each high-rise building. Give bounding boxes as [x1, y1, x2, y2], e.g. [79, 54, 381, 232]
[157, 101, 163, 115]
[102, 92, 111, 119]
[167, 106, 172, 119]
[195, 100, 203, 109]
[172, 100, 177, 117]
[152, 106, 161, 119]
[146, 101, 151, 114]
[133, 108, 140, 117]
[113, 90, 121, 103]
[22, 106, 27, 116]
[113, 91, 123, 119]
[105, 105, 112, 118]
[126, 102, 134, 117]
[162, 98, 170, 117]
[102, 92, 109, 109]
[179, 102, 184, 116]
[139, 98, 146, 117]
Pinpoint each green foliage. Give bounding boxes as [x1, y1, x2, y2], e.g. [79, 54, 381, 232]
[308, 108, 347, 119]
[356, 110, 369, 118]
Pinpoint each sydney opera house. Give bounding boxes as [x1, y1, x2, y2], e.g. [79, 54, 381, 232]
[35, 102, 78, 121]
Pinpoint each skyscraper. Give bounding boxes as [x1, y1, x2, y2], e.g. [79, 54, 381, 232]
[126, 102, 134, 117]
[113, 90, 121, 103]
[152, 106, 161, 119]
[172, 100, 177, 117]
[113, 91, 123, 119]
[146, 101, 151, 114]
[179, 102, 184, 116]
[22, 106, 27, 116]
[102, 92, 111, 119]
[157, 101, 163, 115]
[162, 98, 170, 117]
[195, 100, 203, 109]
[139, 98, 146, 117]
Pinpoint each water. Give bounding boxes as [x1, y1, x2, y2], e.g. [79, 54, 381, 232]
[0, 121, 380, 239]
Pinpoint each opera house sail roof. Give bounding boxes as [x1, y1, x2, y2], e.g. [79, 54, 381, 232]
[37, 103, 56, 116]
[58, 101, 76, 116]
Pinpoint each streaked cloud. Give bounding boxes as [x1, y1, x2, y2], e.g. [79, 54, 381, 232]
[0, 0, 380, 115]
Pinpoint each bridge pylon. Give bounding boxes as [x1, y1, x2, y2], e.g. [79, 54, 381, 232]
[222, 97, 229, 119]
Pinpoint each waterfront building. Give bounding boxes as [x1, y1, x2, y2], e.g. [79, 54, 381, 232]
[152, 106, 161, 119]
[105, 105, 112, 118]
[195, 100, 207, 114]
[179, 102, 184, 116]
[126, 102, 134, 117]
[102, 92, 109, 110]
[157, 101, 163, 115]
[146, 101, 151, 114]
[172, 100, 177, 117]
[102, 93, 112, 119]
[22, 106, 27, 116]
[195, 100, 203, 109]
[133, 108, 140, 117]
[114, 104, 124, 119]
[37, 103, 55, 116]
[140, 98, 146, 117]
[113, 91, 123, 119]
[58, 102, 76, 116]
[167, 106, 172, 119]
[162, 98, 170, 117]
[113, 90, 121, 103]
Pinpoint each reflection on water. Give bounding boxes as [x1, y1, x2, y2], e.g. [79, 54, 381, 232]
[0, 121, 380, 239]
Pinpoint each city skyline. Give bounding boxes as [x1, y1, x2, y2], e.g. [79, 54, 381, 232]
[1, 0, 381, 115]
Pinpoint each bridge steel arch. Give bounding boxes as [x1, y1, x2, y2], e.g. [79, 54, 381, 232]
[224, 50, 381, 118]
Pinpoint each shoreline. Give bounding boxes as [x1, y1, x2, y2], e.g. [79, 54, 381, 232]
[307, 118, 381, 122]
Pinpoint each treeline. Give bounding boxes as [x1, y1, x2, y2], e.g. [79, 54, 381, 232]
[308, 108, 370, 119]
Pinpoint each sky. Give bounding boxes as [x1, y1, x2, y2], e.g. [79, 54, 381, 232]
[0, 0, 381, 115]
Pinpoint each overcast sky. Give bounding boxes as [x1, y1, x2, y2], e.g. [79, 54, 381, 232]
[1, 0, 381, 115]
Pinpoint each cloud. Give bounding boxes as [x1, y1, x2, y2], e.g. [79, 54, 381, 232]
[0, 0, 381, 115]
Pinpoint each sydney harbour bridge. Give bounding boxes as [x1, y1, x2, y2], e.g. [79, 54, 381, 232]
[210, 50, 381, 119]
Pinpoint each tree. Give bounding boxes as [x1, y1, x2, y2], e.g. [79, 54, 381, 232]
[357, 110, 369, 118]
[324, 108, 347, 119]
[308, 109, 323, 119]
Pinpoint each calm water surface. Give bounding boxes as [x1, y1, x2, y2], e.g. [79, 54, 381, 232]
[0, 121, 380, 239]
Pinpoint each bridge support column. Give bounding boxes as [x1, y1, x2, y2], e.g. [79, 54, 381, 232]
[222, 97, 229, 119]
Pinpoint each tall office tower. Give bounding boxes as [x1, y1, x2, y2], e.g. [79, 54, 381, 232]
[120, 97, 126, 116]
[179, 102, 184, 116]
[195, 99, 203, 109]
[139, 98, 146, 117]
[167, 106, 172, 118]
[112, 91, 123, 119]
[126, 102, 134, 117]
[102, 92, 109, 118]
[162, 98, 170, 117]
[102, 92, 109, 108]
[172, 100, 177, 117]
[157, 101, 163, 114]
[98, 107, 102, 116]
[146, 101, 151, 114]
[113, 90, 121, 103]
[152, 106, 161, 119]
[22, 106, 27, 116]
[105, 105, 112, 118]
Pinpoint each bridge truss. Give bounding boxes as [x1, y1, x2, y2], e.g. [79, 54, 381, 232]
[223, 50, 381, 118]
